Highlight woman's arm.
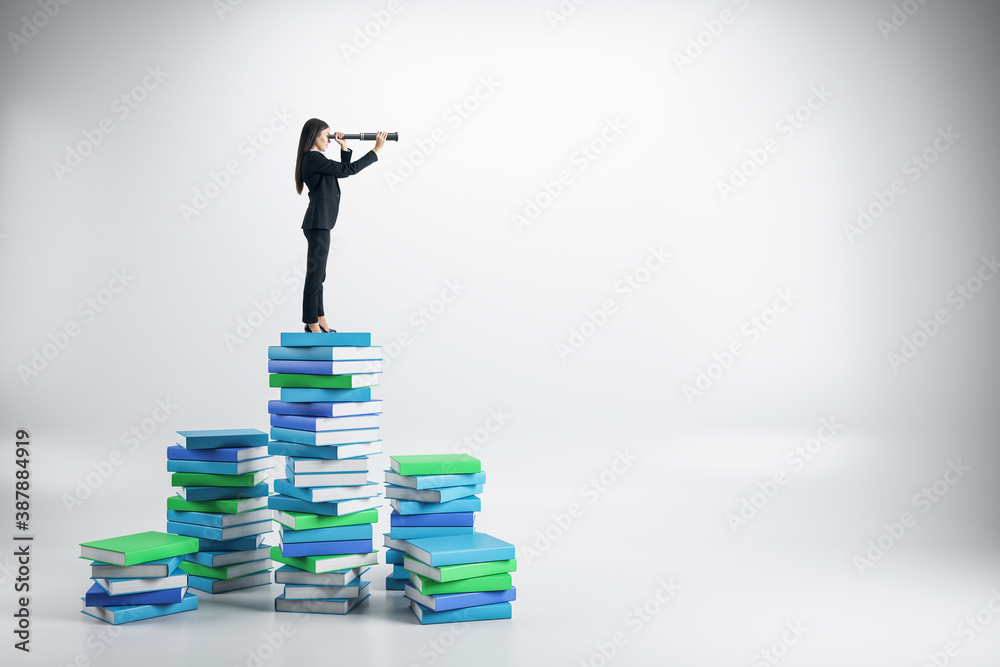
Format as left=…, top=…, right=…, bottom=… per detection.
left=304, top=149, right=377, bottom=178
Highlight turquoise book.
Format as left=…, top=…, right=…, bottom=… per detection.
left=279, top=331, right=371, bottom=347
left=408, top=600, right=512, bottom=625
left=390, top=497, right=481, bottom=515
left=177, top=429, right=268, bottom=450
left=81, top=592, right=199, bottom=625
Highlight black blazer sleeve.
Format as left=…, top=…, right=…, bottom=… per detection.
left=305, top=149, right=378, bottom=178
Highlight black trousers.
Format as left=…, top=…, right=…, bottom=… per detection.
left=302, top=228, right=331, bottom=324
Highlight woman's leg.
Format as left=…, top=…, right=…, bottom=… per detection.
left=302, top=228, right=331, bottom=325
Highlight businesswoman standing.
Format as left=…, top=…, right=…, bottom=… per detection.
left=295, top=119, right=387, bottom=333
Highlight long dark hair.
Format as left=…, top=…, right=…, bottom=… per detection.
left=295, top=118, right=329, bottom=194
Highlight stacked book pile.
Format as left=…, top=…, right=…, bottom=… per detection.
left=383, top=454, right=517, bottom=623
left=79, top=531, right=199, bottom=624
left=266, top=330, right=383, bottom=614
left=166, top=429, right=274, bottom=594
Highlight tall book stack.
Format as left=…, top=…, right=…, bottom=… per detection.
left=383, top=454, right=517, bottom=624
left=79, top=531, right=199, bottom=624
left=167, top=429, right=274, bottom=594
left=266, top=330, right=383, bottom=615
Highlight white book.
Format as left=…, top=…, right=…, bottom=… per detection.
left=188, top=571, right=271, bottom=594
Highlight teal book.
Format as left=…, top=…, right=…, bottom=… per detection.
left=282, top=578, right=367, bottom=599
left=94, top=571, right=188, bottom=596
left=177, top=429, right=267, bottom=450
left=179, top=558, right=271, bottom=580
left=274, top=591, right=370, bottom=614
left=278, top=523, right=373, bottom=543
left=385, top=484, right=483, bottom=503
left=80, top=592, right=198, bottom=625
left=390, top=454, right=481, bottom=476
left=285, top=466, right=369, bottom=487
left=270, top=427, right=380, bottom=447
left=187, top=572, right=271, bottom=594
left=90, top=555, right=183, bottom=579
left=165, top=508, right=272, bottom=529
left=409, top=599, right=511, bottom=624
left=166, top=457, right=273, bottom=475
left=185, top=546, right=271, bottom=568
left=390, top=496, right=481, bottom=516
left=389, top=526, right=475, bottom=540
left=166, top=519, right=271, bottom=542
left=403, top=533, right=514, bottom=567
left=279, top=387, right=376, bottom=403
left=384, top=470, right=486, bottom=490
left=274, top=479, right=378, bottom=503
left=271, top=413, right=379, bottom=432
left=273, top=565, right=369, bottom=586
left=267, top=359, right=382, bottom=375
left=279, top=331, right=371, bottom=347
left=269, top=440, right=381, bottom=460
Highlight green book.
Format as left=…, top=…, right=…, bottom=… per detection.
left=409, top=571, right=512, bottom=595
left=268, top=373, right=379, bottom=389
left=171, top=470, right=269, bottom=488
left=80, top=531, right=199, bottom=566
left=269, top=546, right=378, bottom=574
left=179, top=559, right=271, bottom=581
left=273, top=508, right=378, bottom=531
left=390, top=454, right=481, bottom=476
left=166, top=495, right=267, bottom=514
left=402, top=556, right=515, bottom=583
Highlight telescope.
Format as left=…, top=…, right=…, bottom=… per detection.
left=328, top=132, right=399, bottom=141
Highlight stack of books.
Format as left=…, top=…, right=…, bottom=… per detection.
left=166, top=429, right=274, bottom=593
left=384, top=454, right=517, bottom=623
left=79, top=531, right=199, bottom=624
left=266, top=330, right=383, bottom=614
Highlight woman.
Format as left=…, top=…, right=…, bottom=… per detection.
left=295, top=119, right=387, bottom=333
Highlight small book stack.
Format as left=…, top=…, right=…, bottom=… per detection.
left=79, top=531, right=199, bottom=624
left=266, top=330, right=383, bottom=614
left=166, top=429, right=274, bottom=594
left=384, top=454, right=517, bottom=624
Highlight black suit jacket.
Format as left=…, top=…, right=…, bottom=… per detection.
left=300, top=148, right=379, bottom=230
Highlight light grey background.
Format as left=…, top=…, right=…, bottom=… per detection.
left=2, top=0, right=999, bottom=665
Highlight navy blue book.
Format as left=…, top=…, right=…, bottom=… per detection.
left=279, top=387, right=375, bottom=403
left=267, top=359, right=382, bottom=375
left=268, top=440, right=381, bottom=460
left=280, top=539, right=373, bottom=558
left=167, top=444, right=269, bottom=462
left=279, top=331, right=371, bottom=347
left=177, top=429, right=267, bottom=450
left=269, top=494, right=381, bottom=517
left=268, top=345, right=381, bottom=361
left=179, top=483, right=269, bottom=502
left=268, top=399, right=383, bottom=417
left=270, top=413, right=380, bottom=432
left=390, top=510, right=476, bottom=527
left=404, top=584, right=516, bottom=612
left=84, top=582, right=187, bottom=607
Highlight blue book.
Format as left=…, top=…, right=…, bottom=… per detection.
left=409, top=600, right=511, bottom=624
left=274, top=479, right=379, bottom=503
left=386, top=548, right=405, bottom=565
left=166, top=457, right=273, bottom=475
left=279, top=523, right=373, bottom=543
left=385, top=470, right=487, bottom=489
left=269, top=493, right=382, bottom=517
left=268, top=345, right=382, bottom=361
left=390, top=511, right=476, bottom=527
left=179, top=483, right=269, bottom=502
left=197, top=534, right=265, bottom=552
left=391, top=497, right=481, bottom=516
left=269, top=440, right=381, bottom=460
left=267, top=359, right=382, bottom=375
left=280, top=539, right=373, bottom=557
left=286, top=466, right=369, bottom=488
left=405, top=584, right=516, bottom=612
left=177, top=429, right=267, bottom=450
left=279, top=387, right=375, bottom=403
left=81, top=591, right=198, bottom=625
left=386, top=575, right=406, bottom=591
left=84, top=582, right=188, bottom=607
left=392, top=564, right=409, bottom=578
left=167, top=520, right=272, bottom=542
left=270, top=413, right=380, bottom=432
left=186, top=572, right=271, bottom=594
left=390, top=526, right=475, bottom=540
left=165, top=508, right=272, bottom=529
left=268, top=399, right=383, bottom=417
left=90, top=555, right=183, bottom=579
left=274, top=591, right=370, bottom=614
left=270, top=426, right=380, bottom=447
left=404, top=533, right=515, bottom=567
left=184, top=546, right=271, bottom=568
left=385, top=484, right=483, bottom=503
left=167, top=444, right=269, bottom=462
left=279, top=331, right=371, bottom=347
